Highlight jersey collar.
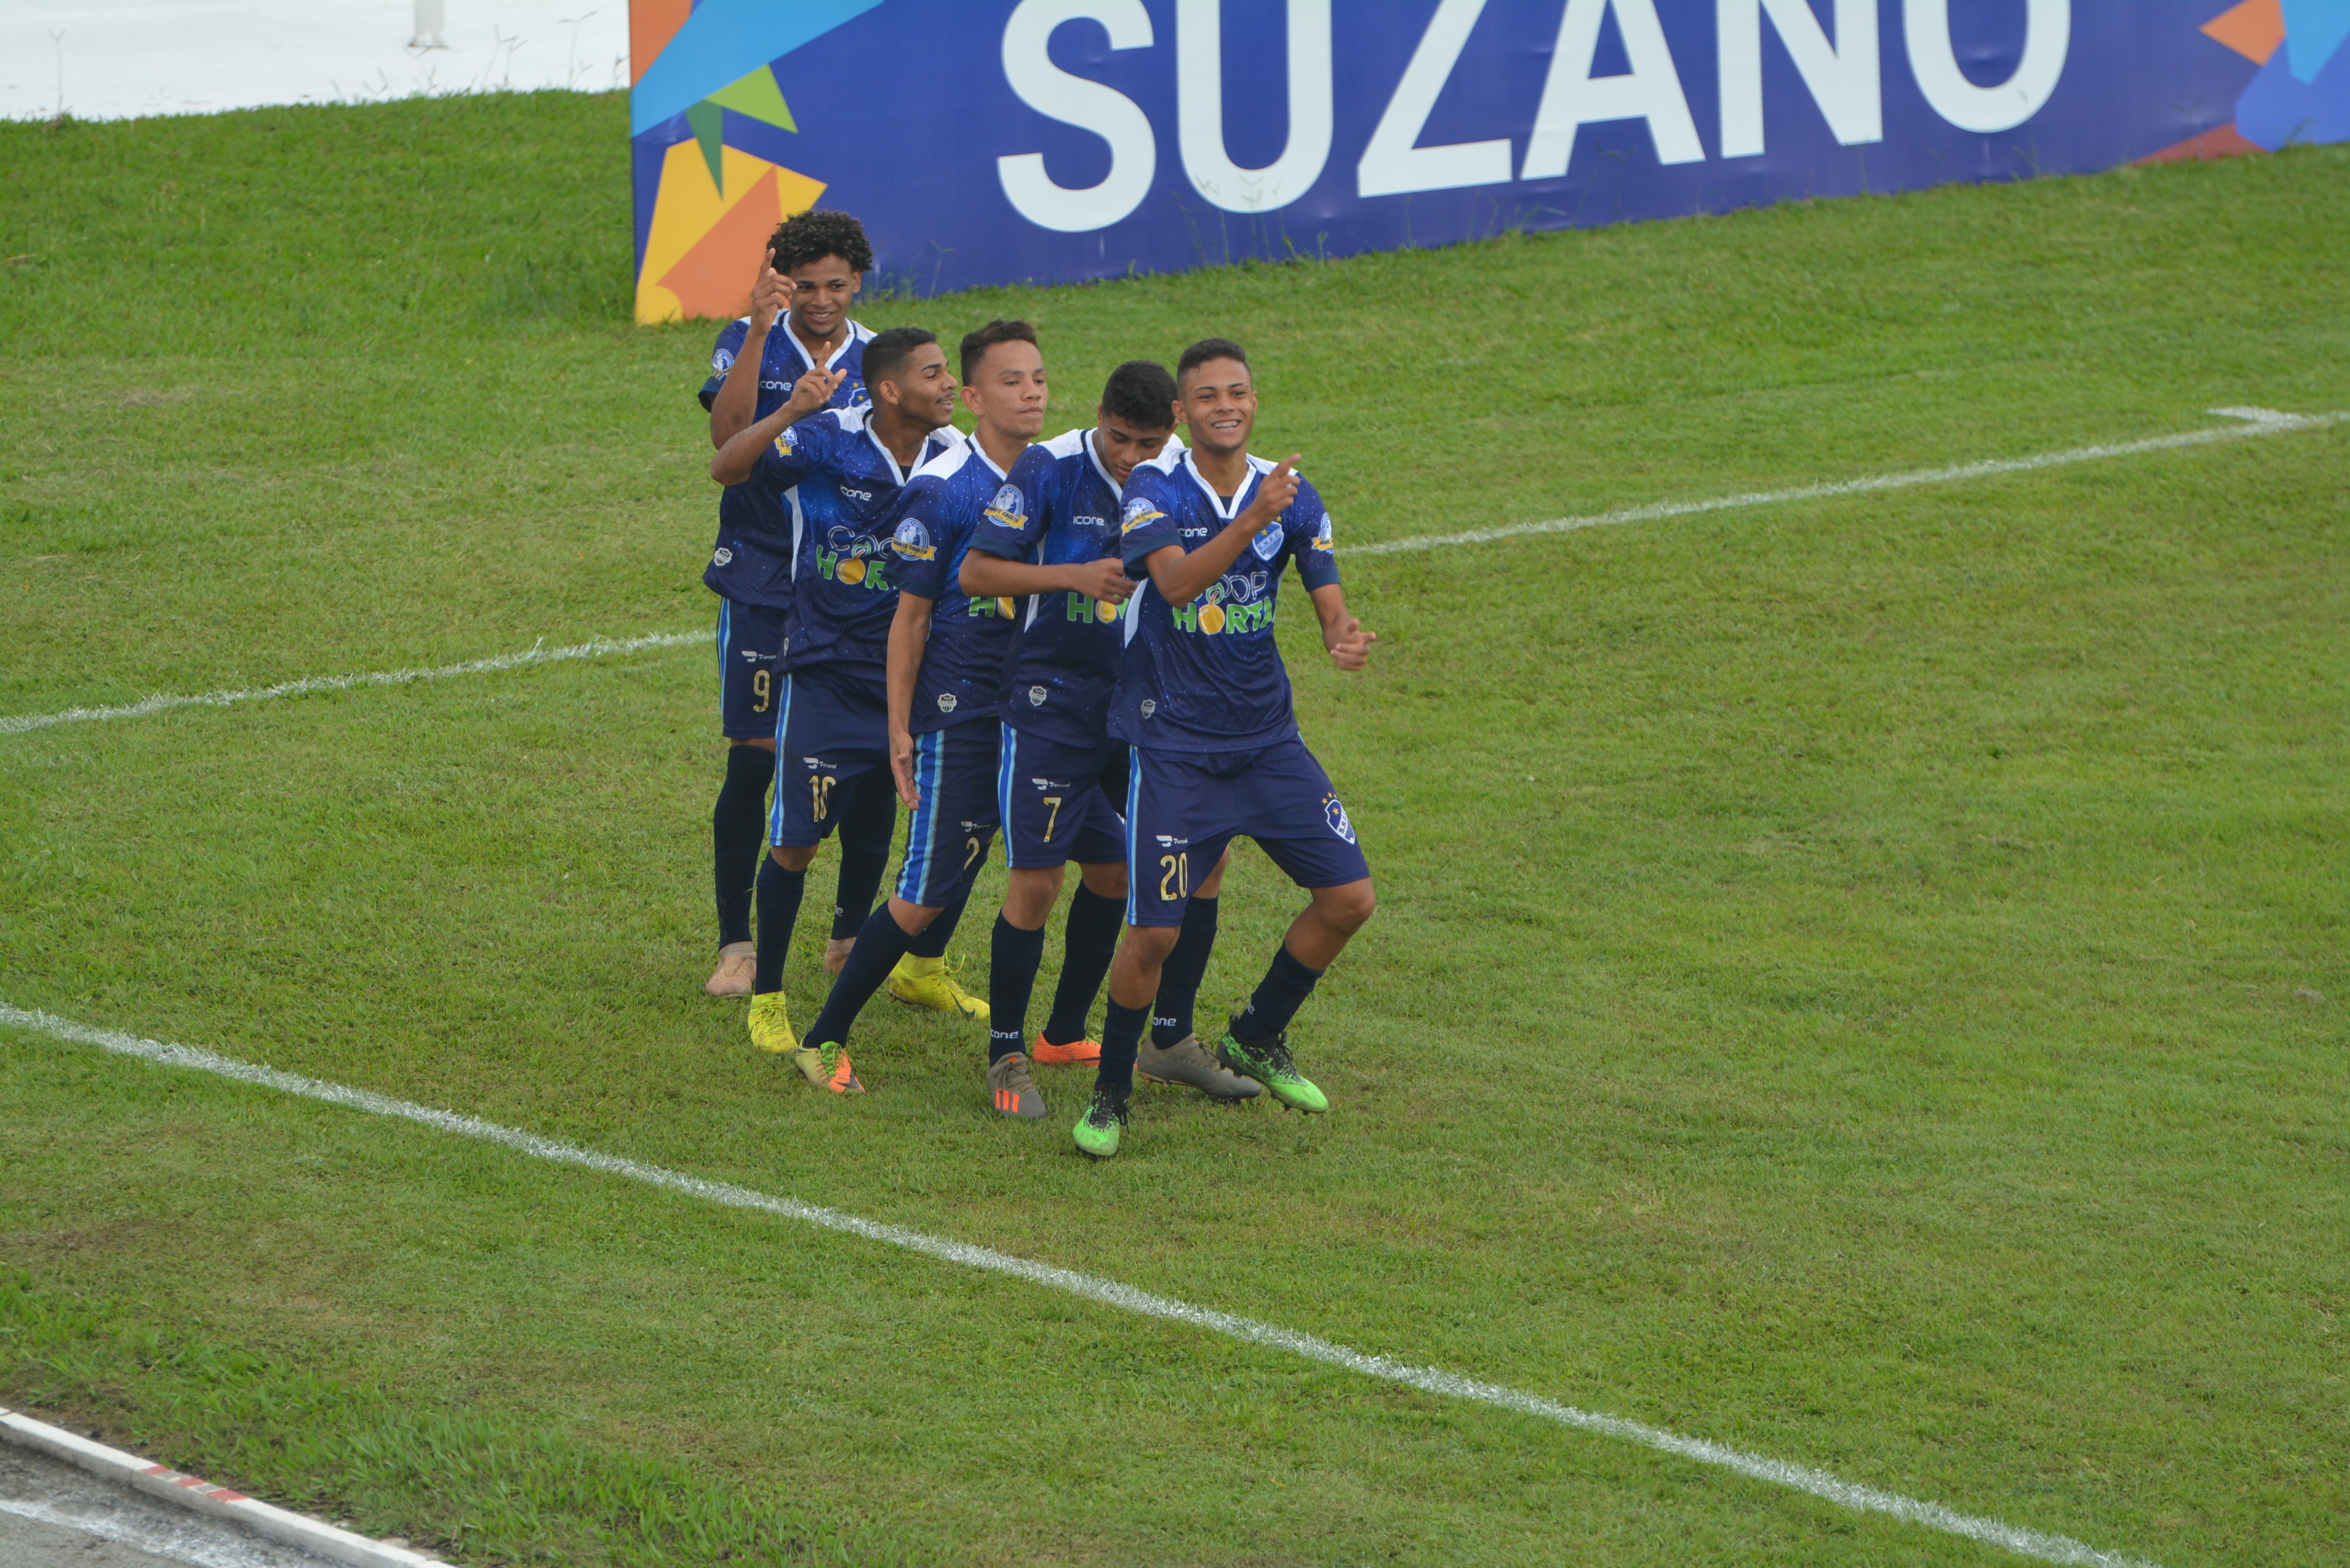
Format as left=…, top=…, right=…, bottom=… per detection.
left=1181, top=448, right=1273, bottom=521
left=778, top=316, right=870, bottom=376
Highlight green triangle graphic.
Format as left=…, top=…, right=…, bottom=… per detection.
left=705, top=65, right=797, bottom=132
left=686, top=99, right=727, bottom=195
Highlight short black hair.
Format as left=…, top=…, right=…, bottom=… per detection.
left=863, top=327, right=938, bottom=394
left=960, top=319, right=1039, bottom=383
left=767, top=209, right=873, bottom=275
left=1177, top=337, right=1250, bottom=385
left=1101, top=360, right=1178, bottom=429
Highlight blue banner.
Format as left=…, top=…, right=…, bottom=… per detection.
left=630, top=1, right=2331, bottom=319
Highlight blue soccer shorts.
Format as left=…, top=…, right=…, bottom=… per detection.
left=895, top=721, right=1004, bottom=908
left=716, top=598, right=789, bottom=741
left=996, top=722, right=1129, bottom=871
left=1124, top=737, right=1370, bottom=928
left=768, top=668, right=890, bottom=850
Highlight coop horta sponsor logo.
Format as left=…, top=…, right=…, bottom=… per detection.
left=1169, top=572, right=1272, bottom=638
left=819, top=527, right=894, bottom=590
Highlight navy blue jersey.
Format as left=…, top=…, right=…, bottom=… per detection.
left=700, top=317, right=875, bottom=611
left=974, top=427, right=1186, bottom=748
left=1111, top=449, right=1340, bottom=751
left=752, top=406, right=963, bottom=680
left=889, top=441, right=1027, bottom=735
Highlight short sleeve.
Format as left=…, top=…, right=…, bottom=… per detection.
left=699, top=319, right=751, bottom=411
left=888, top=477, right=957, bottom=601
left=1288, top=478, right=1340, bottom=591
left=971, top=445, right=1052, bottom=563
left=754, top=413, right=823, bottom=490
left=1117, top=468, right=1182, bottom=576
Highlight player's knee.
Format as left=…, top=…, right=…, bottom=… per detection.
left=1001, top=866, right=1062, bottom=928
left=1078, top=860, right=1127, bottom=900
left=769, top=844, right=815, bottom=872
left=1321, top=880, right=1376, bottom=934
left=1122, top=923, right=1181, bottom=964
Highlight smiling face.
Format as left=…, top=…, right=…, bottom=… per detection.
left=782, top=252, right=861, bottom=342
left=876, top=341, right=959, bottom=432
left=964, top=338, right=1049, bottom=446
left=1092, top=409, right=1178, bottom=487
left=1177, top=357, right=1257, bottom=459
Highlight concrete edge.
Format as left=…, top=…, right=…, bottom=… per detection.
left=0, top=1405, right=438, bottom=1567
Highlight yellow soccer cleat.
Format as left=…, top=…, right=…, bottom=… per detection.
left=746, top=991, right=799, bottom=1055
left=885, top=954, right=990, bottom=1022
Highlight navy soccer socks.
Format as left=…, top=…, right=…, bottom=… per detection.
left=1095, top=998, right=1149, bottom=1099
left=1041, top=885, right=1123, bottom=1047
left=1234, top=944, right=1324, bottom=1043
left=804, top=904, right=918, bottom=1046
left=1148, top=894, right=1218, bottom=1046
left=988, top=915, right=1050, bottom=1064
left=712, top=746, right=776, bottom=950
left=830, top=776, right=896, bottom=942
left=751, top=858, right=807, bottom=995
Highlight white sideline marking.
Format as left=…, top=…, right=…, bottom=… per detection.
left=1, top=1002, right=2157, bottom=1568
left=1349, top=406, right=2348, bottom=557
left=3, top=408, right=2339, bottom=739
left=0, top=630, right=705, bottom=736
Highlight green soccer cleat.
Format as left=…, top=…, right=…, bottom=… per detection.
left=1214, top=1022, right=1328, bottom=1114
left=786, top=1041, right=864, bottom=1094
left=1071, top=1087, right=1129, bottom=1158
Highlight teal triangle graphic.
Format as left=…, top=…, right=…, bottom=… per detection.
left=687, top=99, right=727, bottom=196
left=2282, top=0, right=2350, bottom=82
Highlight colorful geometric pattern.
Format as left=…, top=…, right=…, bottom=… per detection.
left=629, top=0, right=882, bottom=325
left=2157, top=0, right=2350, bottom=158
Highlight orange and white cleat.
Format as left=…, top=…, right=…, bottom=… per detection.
left=1029, top=1031, right=1101, bottom=1067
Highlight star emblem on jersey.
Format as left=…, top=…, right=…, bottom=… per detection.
left=1121, top=498, right=1165, bottom=535
left=711, top=547, right=733, bottom=566
left=985, top=484, right=1028, bottom=531
left=938, top=693, right=958, bottom=712
left=1324, top=795, right=1356, bottom=845
left=1029, top=685, right=1046, bottom=706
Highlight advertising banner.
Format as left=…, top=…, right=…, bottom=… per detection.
left=628, top=0, right=2348, bottom=322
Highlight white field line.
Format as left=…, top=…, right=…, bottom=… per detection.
left=1349, top=406, right=2348, bottom=557
left=2, top=408, right=2339, bottom=739
left=1, top=1001, right=2157, bottom=1568
left=0, top=630, right=705, bottom=736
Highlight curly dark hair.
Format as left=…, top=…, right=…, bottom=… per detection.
left=766, top=209, right=873, bottom=275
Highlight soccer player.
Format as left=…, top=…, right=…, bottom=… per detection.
left=700, top=210, right=896, bottom=998
left=1071, top=338, right=1377, bottom=1158
left=962, top=361, right=1258, bottom=1117
left=709, top=326, right=974, bottom=1087
left=789, top=320, right=1055, bottom=1093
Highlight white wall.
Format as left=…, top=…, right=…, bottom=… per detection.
left=1, top=0, right=632, bottom=121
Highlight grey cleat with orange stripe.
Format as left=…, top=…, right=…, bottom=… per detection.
left=986, top=1052, right=1047, bottom=1119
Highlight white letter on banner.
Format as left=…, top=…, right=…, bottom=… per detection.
left=1177, top=0, right=1333, bottom=213
left=1357, top=0, right=1512, bottom=197
left=998, top=0, right=1158, bottom=233
left=1718, top=0, right=1881, bottom=159
left=1522, top=0, right=1706, bottom=179
left=1903, top=0, right=2069, bottom=134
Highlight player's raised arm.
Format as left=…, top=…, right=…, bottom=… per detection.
left=709, top=368, right=845, bottom=485
left=708, top=248, right=788, bottom=449
left=1135, top=455, right=1301, bottom=607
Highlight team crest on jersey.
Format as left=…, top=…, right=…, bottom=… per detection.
left=938, top=693, right=958, bottom=713
left=775, top=426, right=799, bottom=455
left=1311, top=517, right=1335, bottom=554
left=1323, top=794, right=1356, bottom=845
left=891, top=519, right=937, bottom=562
left=712, top=347, right=735, bottom=374
left=1139, top=699, right=1157, bottom=719
left=1121, top=498, right=1165, bottom=536
left=1028, top=685, right=1047, bottom=706
left=711, top=547, right=734, bottom=567
left=985, top=485, right=1028, bottom=531
left=1251, top=521, right=1285, bottom=561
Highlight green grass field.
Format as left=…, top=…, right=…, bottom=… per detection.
left=3, top=91, right=2346, bottom=1567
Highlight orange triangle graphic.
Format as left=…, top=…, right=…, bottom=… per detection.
left=2202, top=0, right=2286, bottom=63
left=658, top=169, right=794, bottom=321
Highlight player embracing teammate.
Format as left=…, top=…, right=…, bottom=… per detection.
left=693, top=215, right=1375, bottom=1156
